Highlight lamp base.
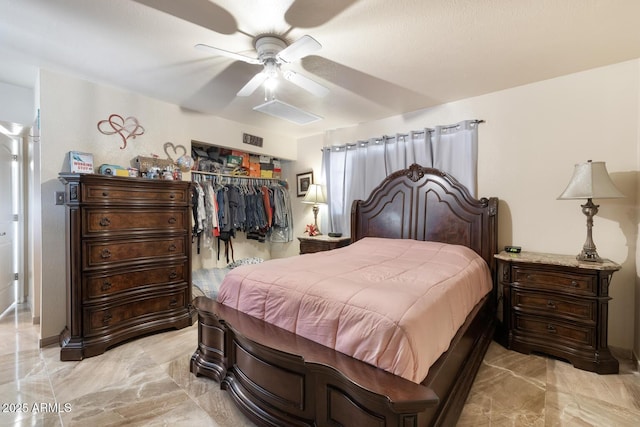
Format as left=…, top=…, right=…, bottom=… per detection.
left=577, top=198, right=601, bottom=262
left=312, top=204, right=321, bottom=235
left=576, top=249, right=602, bottom=263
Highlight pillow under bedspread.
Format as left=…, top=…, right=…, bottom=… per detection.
left=217, top=237, right=492, bottom=383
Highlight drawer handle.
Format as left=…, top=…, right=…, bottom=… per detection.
left=102, top=311, right=112, bottom=325
left=169, top=298, right=178, bottom=308
left=102, top=191, right=109, bottom=197
left=546, top=324, right=557, bottom=333
left=100, top=249, right=112, bottom=259
left=169, top=271, right=178, bottom=280
left=99, top=217, right=111, bottom=227
left=168, top=217, right=177, bottom=224
left=168, top=244, right=177, bottom=252
left=169, top=193, right=176, bottom=200
left=570, top=280, right=579, bottom=287
left=546, top=300, right=556, bottom=309
left=101, top=281, right=112, bottom=291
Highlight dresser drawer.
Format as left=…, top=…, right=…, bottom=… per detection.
left=512, top=266, right=596, bottom=296
left=511, top=289, right=596, bottom=323
left=83, top=236, right=187, bottom=269
left=81, top=182, right=189, bottom=205
left=513, top=313, right=595, bottom=349
left=83, top=289, right=188, bottom=336
left=84, top=262, right=187, bottom=300
left=83, top=208, right=188, bottom=236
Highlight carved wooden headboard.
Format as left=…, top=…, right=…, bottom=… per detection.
left=350, top=164, right=498, bottom=269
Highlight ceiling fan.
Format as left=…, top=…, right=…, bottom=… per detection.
left=195, top=34, right=329, bottom=98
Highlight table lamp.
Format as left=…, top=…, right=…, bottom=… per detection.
left=302, top=183, right=327, bottom=234
left=557, top=160, right=624, bottom=262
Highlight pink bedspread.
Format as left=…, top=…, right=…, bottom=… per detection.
left=217, top=237, right=492, bottom=383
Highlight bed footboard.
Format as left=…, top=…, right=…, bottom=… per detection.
left=190, top=296, right=440, bottom=426
left=191, top=295, right=494, bottom=427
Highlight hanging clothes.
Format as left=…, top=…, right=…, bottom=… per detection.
left=191, top=173, right=295, bottom=256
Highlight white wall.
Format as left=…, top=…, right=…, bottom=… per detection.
left=0, top=81, right=34, bottom=125
left=635, top=60, right=640, bottom=367
left=298, top=60, right=640, bottom=356
left=30, top=74, right=42, bottom=327
left=37, top=69, right=299, bottom=341
left=274, top=138, right=326, bottom=260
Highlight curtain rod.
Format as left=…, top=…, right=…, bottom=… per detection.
left=382, top=119, right=485, bottom=138
left=323, top=119, right=485, bottom=150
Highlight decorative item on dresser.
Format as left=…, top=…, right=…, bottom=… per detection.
left=495, top=250, right=621, bottom=374
left=298, top=234, right=350, bottom=254
left=58, top=174, right=195, bottom=361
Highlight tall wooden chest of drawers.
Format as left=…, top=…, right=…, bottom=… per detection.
left=495, top=251, right=620, bottom=374
left=59, top=174, right=195, bottom=361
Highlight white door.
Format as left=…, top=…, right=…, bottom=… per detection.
left=0, top=133, right=16, bottom=314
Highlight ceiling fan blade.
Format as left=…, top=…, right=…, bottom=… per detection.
left=277, top=35, right=321, bottom=63
left=283, top=70, right=329, bottom=97
left=133, top=0, right=237, bottom=35
left=195, top=43, right=261, bottom=65
left=237, top=72, right=268, bottom=96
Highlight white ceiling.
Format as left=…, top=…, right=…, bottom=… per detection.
left=1, top=0, right=640, bottom=138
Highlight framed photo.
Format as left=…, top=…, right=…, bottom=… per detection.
left=296, top=171, right=313, bottom=197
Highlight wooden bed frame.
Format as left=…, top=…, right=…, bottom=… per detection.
left=191, top=164, right=498, bottom=426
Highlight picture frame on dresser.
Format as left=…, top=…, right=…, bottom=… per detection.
left=296, top=171, right=313, bottom=197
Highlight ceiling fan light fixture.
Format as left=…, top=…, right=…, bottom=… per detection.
left=264, top=76, right=278, bottom=90
left=253, top=99, right=322, bottom=125
left=196, top=34, right=329, bottom=98
left=263, top=60, right=279, bottom=92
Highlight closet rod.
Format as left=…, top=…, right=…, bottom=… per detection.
left=191, top=170, right=282, bottom=181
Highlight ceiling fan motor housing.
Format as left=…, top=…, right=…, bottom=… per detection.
left=255, top=36, right=287, bottom=62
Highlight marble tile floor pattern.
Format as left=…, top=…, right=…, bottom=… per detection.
left=1, top=304, right=639, bottom=426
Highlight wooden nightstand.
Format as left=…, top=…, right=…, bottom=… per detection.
left=495, top=251, right=621, bottom=374
left=298, top=235, right=351, bottom=254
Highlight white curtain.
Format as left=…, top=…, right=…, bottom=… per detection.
left=432, top=120, right=480, bottom=197
left=321, top=120, right=480, bottom=236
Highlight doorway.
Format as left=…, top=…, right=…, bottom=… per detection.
left=0, top=130, right=17, bottom=316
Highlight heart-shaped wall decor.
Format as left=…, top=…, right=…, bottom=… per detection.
left=97, top=114, right=145, bottom=149
left=163, top=142, right=187, bottom=161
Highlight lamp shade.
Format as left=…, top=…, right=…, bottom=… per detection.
left=302, top=184, right=327, bottom=204
left=557, top=161, right=624, bottom=200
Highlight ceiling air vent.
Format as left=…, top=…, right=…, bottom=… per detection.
left=253, top=99, right=322, bottom=125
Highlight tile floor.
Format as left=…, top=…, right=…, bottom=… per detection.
left=1, top=303, right=639, bottom=426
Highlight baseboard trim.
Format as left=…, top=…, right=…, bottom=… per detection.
left=39, top=335, right=59, bottom=348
